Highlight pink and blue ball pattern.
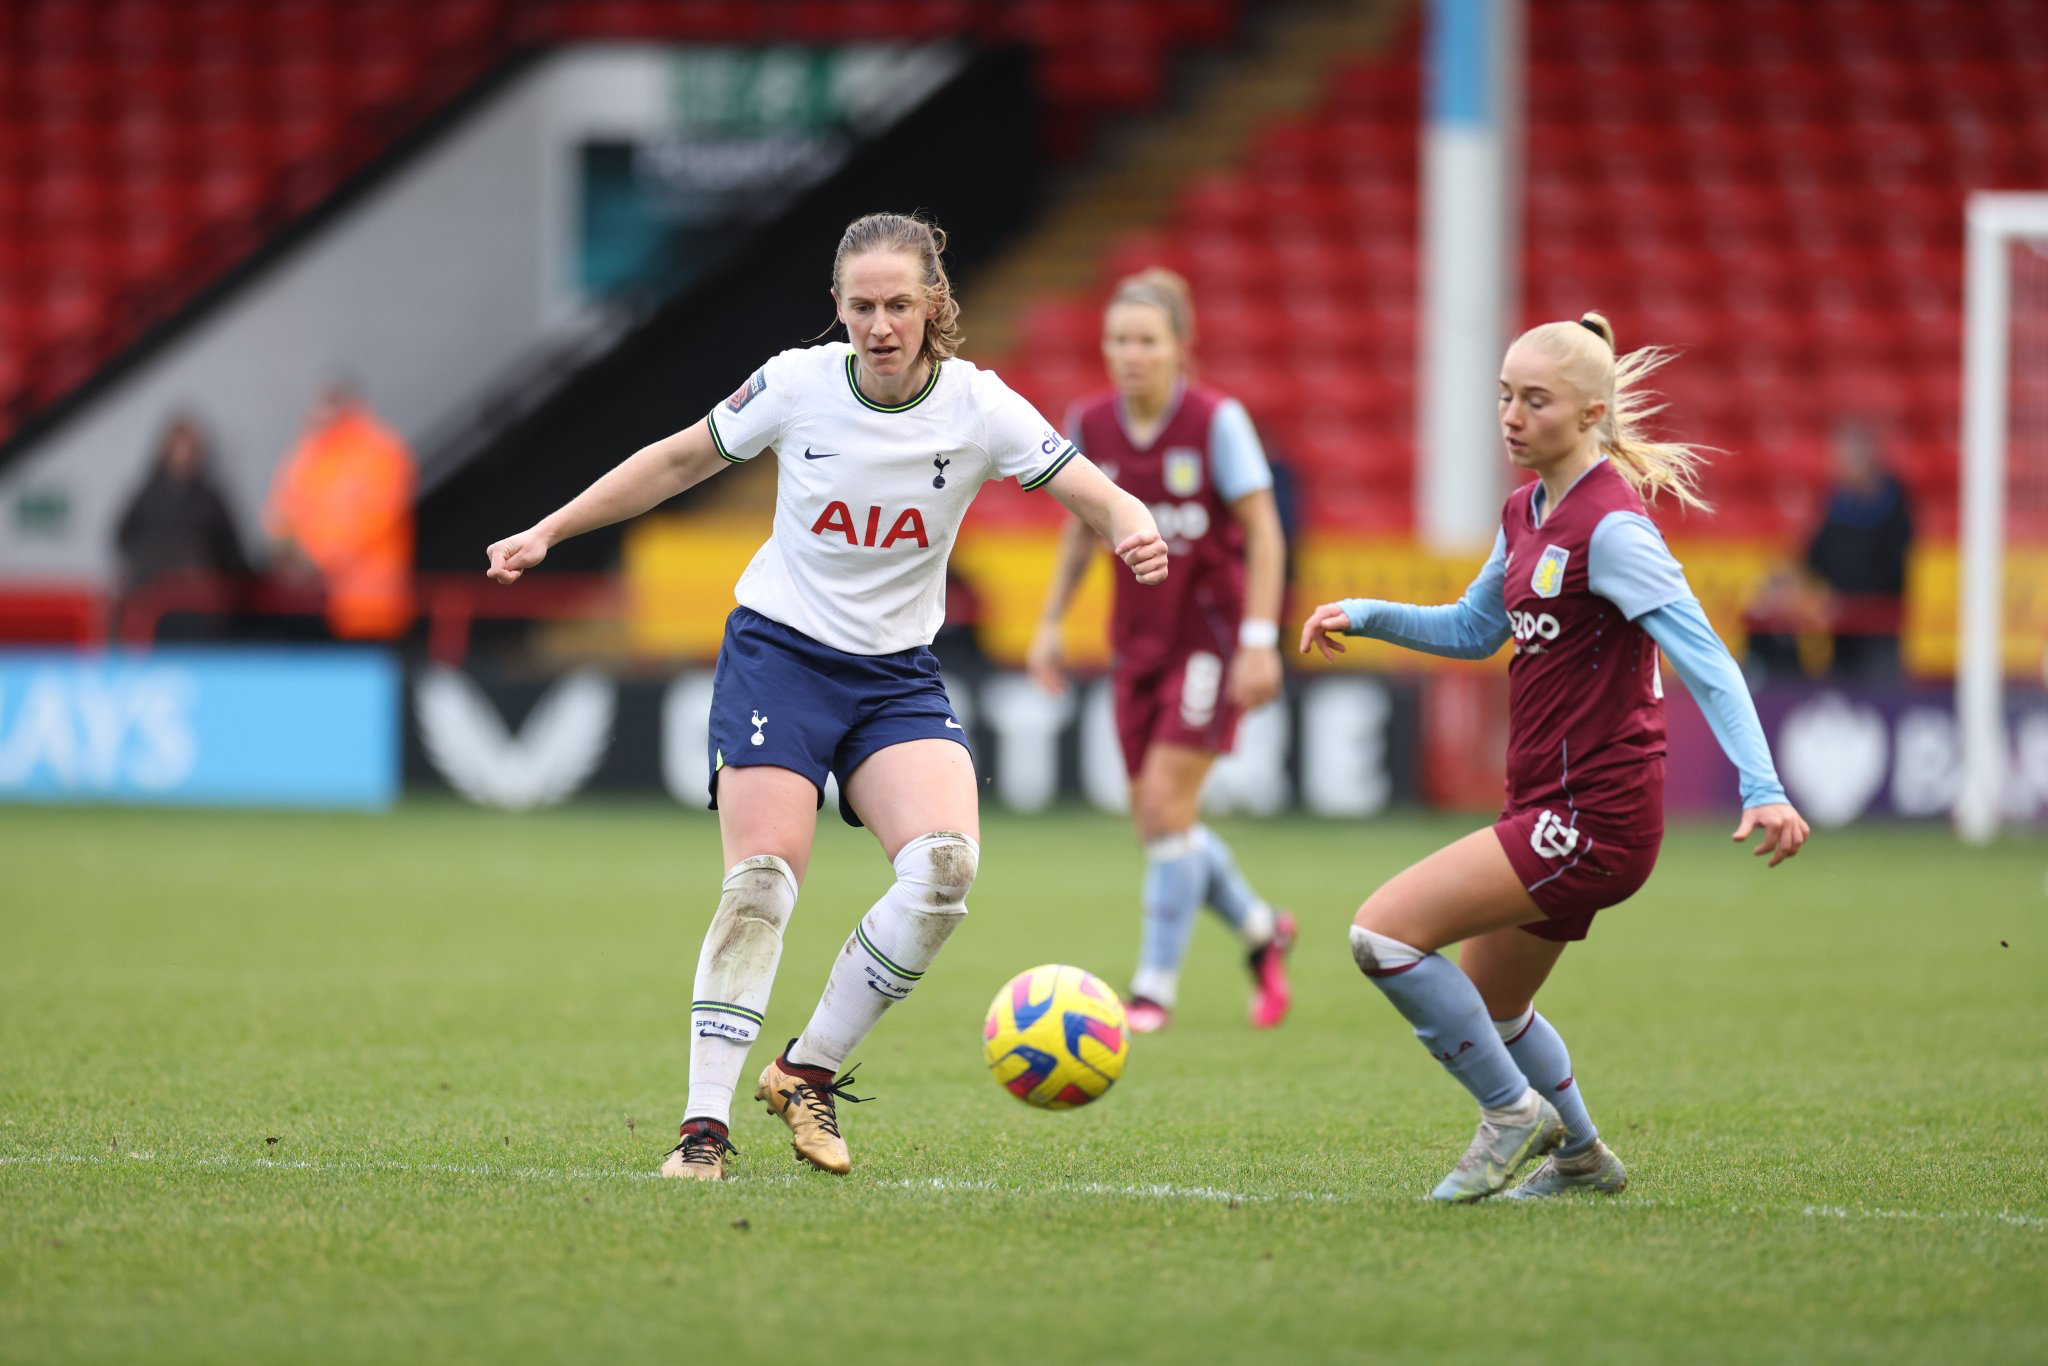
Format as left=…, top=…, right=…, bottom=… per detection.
left=984, top=965, right=1129, bottom=1109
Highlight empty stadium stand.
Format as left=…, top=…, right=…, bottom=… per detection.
left=0, top=0, right=1246, bottom=449
left=993, top=0, right=2048, bottom=539
left=0, top=0, right=513, bottom=439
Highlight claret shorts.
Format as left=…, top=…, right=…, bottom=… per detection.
left=1494, top=804, right=1661, bottom=942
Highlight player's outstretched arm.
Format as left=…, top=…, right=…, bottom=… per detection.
left=486, top=419, right=729, bottom=584
left=1298, top=602, right=1355, bottom=662
left=1636, top=598, right=1809, bottom=866
left=1732, top=803, right=1810, bottom=868
left=1299, top=536, right=1513, bottom=663
left=1027, top=513, right=1103, bottom=695
left=1045, top=455, right=1167, bottom=585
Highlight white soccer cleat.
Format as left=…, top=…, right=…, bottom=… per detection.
left=1504, top=1140, right=1629, bottom=1199
left=1429, top=1091, right=1566, bottom=1203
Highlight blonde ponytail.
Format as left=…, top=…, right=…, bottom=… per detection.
left=1518, top=311, right=1713, bottom=513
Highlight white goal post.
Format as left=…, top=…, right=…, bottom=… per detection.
left=1956, top=192, right=2048, bottom=844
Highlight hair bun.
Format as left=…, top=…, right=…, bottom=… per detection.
left=1578, top=312, right=1616, bottom=349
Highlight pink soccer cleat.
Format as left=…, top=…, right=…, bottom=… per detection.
left=1247, top=910, right=1297, bottom=1029
left=1125, top=996, right=1171, bottom=1034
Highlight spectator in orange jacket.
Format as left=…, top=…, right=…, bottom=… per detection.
left=264, top=381, right=416, bottom=641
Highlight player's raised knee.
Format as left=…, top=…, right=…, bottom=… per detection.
left=896, top=831, right=978, bottom=911
left=1349, top=923, right=1425, bottom=977
left=719, top=853, right=798, bottom=932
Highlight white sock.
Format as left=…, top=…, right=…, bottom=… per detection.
left=1237, top=901, right=1277, bottom=948
left=791, top=833, right=976, bottom=1072
left=683, top=855, right=796, bottom=1125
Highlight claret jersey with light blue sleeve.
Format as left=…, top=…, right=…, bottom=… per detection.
left=1066, top=382, right=1273, bottom=668
left=1340, top=459, right=1787, bottom=831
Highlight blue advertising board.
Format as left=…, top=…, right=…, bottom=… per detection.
left=0, top=648, right=399, bottom=809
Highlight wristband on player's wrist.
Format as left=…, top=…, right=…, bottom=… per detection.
left=1238, top=619, right=1279, bottom=649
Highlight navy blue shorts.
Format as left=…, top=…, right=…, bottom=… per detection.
left=706, top=606, right=971, bottom=827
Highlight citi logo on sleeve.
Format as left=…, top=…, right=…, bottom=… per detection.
left=811, top=501, right=930, bottom=548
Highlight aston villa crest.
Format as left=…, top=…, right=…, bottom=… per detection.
left=1164, top=447, right=1203, bottom=497
left=1531, top=544, right=1570, bottom=599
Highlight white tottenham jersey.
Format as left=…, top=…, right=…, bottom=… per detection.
left=705, top=342, right=1077, bottom=655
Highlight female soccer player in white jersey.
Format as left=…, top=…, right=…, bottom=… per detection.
left=486, top=213, right=1168, bottom=1182
left=1299, top=313, right=1809, bottom=1202
left=1027, top=270, right=1295, bottom=1033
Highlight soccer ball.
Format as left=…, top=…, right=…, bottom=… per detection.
left=983, top=964, right=1130, bottom=1109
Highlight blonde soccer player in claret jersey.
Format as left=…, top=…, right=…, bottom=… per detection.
left=487, top=213, right=1168, bottom=1181
left=1301, top=314, right=1810, bottom=1202
left=1029, top=270, right=1296, bottom=1035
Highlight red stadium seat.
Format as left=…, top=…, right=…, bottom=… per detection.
left=1510, top=0, right=2023, bottom=523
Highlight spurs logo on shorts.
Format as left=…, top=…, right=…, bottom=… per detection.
left=1529, top=809, right=1580, bottom=860
left=750, top=711, right=769, bottom=746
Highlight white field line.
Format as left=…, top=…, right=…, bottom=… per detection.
left=2, top=1151, right=2043, bottom=1230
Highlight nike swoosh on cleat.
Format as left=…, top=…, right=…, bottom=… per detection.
left=803, top=447, right=841, bottom=460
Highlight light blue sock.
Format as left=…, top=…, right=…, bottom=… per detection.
left=1351, top=927, right=1530, bottom=1111
left=1132, top=831, right=1205, bottom=1006
left=1499, top=1009, right=1599, bottom=1156
left=1194, top=824, right=1275, bottom=946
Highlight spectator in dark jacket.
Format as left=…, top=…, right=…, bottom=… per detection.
left=116, top=413, right=250, bottom=588
left=1805, top=421, right=1913, bottom=681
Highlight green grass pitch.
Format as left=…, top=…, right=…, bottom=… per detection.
left=2, top=801, right=2044, bottom=1364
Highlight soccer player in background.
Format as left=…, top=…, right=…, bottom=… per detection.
left=1300, top=313, right=1810, bottom=1202
left=1028, top=270, right=1295, bottom=1034
left=486, top=213, right=1168, bottom=1182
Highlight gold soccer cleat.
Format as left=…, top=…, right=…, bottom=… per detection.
left=658, top=1119, right=737, bottom=1182
left=755, top=1046, right=868, bottom=1175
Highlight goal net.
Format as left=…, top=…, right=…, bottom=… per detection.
left=1956, top=193, right=2048, bottom=844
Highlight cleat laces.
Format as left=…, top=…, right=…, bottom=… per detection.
left=778, top=1064, right=871, bottom=1139
left=668, top=1125, right=737, bottom=1169
left=1455, top=1111, right=1525, bottom=1179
